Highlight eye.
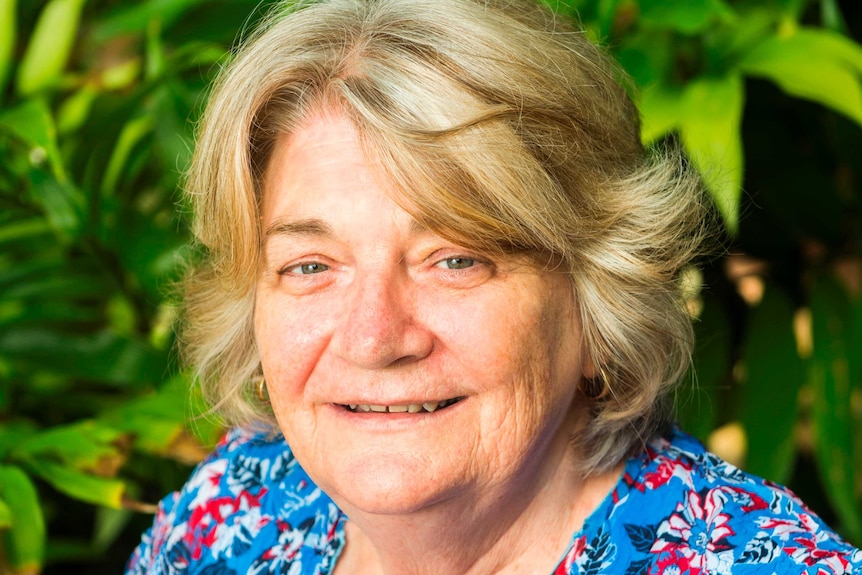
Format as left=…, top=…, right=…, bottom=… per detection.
left=283, top=262, right=330, bottom=275
left=436, top=257, right=475, bottom=270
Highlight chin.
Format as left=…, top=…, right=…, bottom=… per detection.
left=325, top=453, right=460, bottom=517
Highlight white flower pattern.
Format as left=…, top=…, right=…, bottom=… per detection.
left=127, top=427, right=862, bottom=575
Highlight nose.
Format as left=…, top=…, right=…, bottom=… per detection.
left=333, top=269, right=434, bottom=369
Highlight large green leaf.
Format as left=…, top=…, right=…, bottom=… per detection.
left=679, top=73, right=745, bottom=232
left=24, top=459, right=125, bottom=509
left=739, top=28, right=862, bottom=128
left=809, top=274, right=862, bottom=541
left=739, top=283, right=804, bottom=484
left=15, top=0, right=87, bottom=95
left=0, top=464, right=45, bottom=572
left=639, top=82, right=683, bottom=144
left=13, top=421, right=124, bottom=474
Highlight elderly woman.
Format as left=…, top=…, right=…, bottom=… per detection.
left=126, top=0, right=861, bottom=573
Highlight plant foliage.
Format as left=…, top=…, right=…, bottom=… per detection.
left=0, top=0, right=860, bottom=573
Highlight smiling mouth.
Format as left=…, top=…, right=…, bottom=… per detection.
left=341, top=397, right=463, bottom=414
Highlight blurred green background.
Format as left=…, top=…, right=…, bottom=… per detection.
left=0, top=0, right=860, bottom=573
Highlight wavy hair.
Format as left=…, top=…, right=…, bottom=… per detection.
left=181, top=0, right=710, bottom=475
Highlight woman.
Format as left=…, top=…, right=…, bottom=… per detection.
left=127, top=0, right=862, bottom=573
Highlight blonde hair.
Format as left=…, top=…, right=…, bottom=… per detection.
left=182, top=0, right=710, bottom=475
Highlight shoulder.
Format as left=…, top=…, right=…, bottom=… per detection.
left=124, top=427, right=345, bottom=575
left=567, top=427, right=862, bottom=575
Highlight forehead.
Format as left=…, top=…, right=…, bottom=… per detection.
left=264, top=111, right=367, bottom=204
left=258, top=102, right=551, bottom=263
left=260, top=110, right=408, bottom=227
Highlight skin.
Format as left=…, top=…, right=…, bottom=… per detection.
left=254, top=109, right=622, bottom=575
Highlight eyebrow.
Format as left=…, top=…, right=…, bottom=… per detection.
left=264, top=218, right=334, bottom=240
left=262, top=216, right=432, bottom=245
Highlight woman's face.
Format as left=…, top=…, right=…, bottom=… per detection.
left=254, top=110, right=589, bottom=516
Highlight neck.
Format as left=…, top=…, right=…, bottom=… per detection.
left=333, top=431, right=623, bottom=575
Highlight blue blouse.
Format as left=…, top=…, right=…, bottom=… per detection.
left=126, top=427, right=862, bottom=574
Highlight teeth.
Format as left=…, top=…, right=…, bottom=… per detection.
left=345, top=398, right=460, bottom=414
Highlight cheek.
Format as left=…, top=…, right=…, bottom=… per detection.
left=499, top=289, right=582, bottom=414
left=254, top=292, right=335, bottom=395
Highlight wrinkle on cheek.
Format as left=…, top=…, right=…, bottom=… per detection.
left=475, top=395, right=526, bottom=484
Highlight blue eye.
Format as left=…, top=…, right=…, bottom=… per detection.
left=439, top=257, right=475, bottom=270
left=286, top=262, right=329, bottom=275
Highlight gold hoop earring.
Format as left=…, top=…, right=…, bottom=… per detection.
left=582, top=367, right=612, bottom=400
left=257, top=378, right=268, bottom=402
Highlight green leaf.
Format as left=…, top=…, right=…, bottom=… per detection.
left=0, top=218, right=52, bottom=246
left=0, top=99, right=53, bottom=148
left=16, top=0, right=87, bottom=95
left=739, top=283, right=804, bottom=484
left=809, top=275, right=862, bottom=541
left=57, top=84, right=99, bottom=135
left=0, top=98, right=65, bottom=180
left=101, top=377, right=189, bottom=454
left=616, top=30, right=673, bottom=90
left=27, top=168, right=85, bottom=240
left=93, top=0, right=209, bottom=42
left=776, top=0, right=805, bottom=20
left=0, top=421, right=38, bottom=460
left=0, top=268, right=105, bottom=301
left=739, top=28, right=862, bottom=128
left=0, top=0, right=17, bottom=97
left=820, top=0, right=847, bottom=33
left=0, top=464, right=45, bottom=572
left=101, top=115, right=154, bottom=198
left=101, top=58, right=141, bottom=91
left=0, top=328, right=169, bottom=386
left=0, top=497, right=11, bottom=529
left=93, top=506, right=132, bottom=551
left=594, top=0, right=624, bottom=39
left=639, top=82, right=683, bottom=144
left=638, top=0, right=734, bottom=35
left=679, top=73, right=744, bottom=232
left=24, top=459, right=125, bottom=509
left=14, top=420, right=124, bottom=474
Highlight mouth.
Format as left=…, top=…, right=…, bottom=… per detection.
left=340, top=397, right=463, bottom=414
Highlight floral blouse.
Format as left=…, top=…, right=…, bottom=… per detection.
left=126, top=427, right=862, bottom=574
